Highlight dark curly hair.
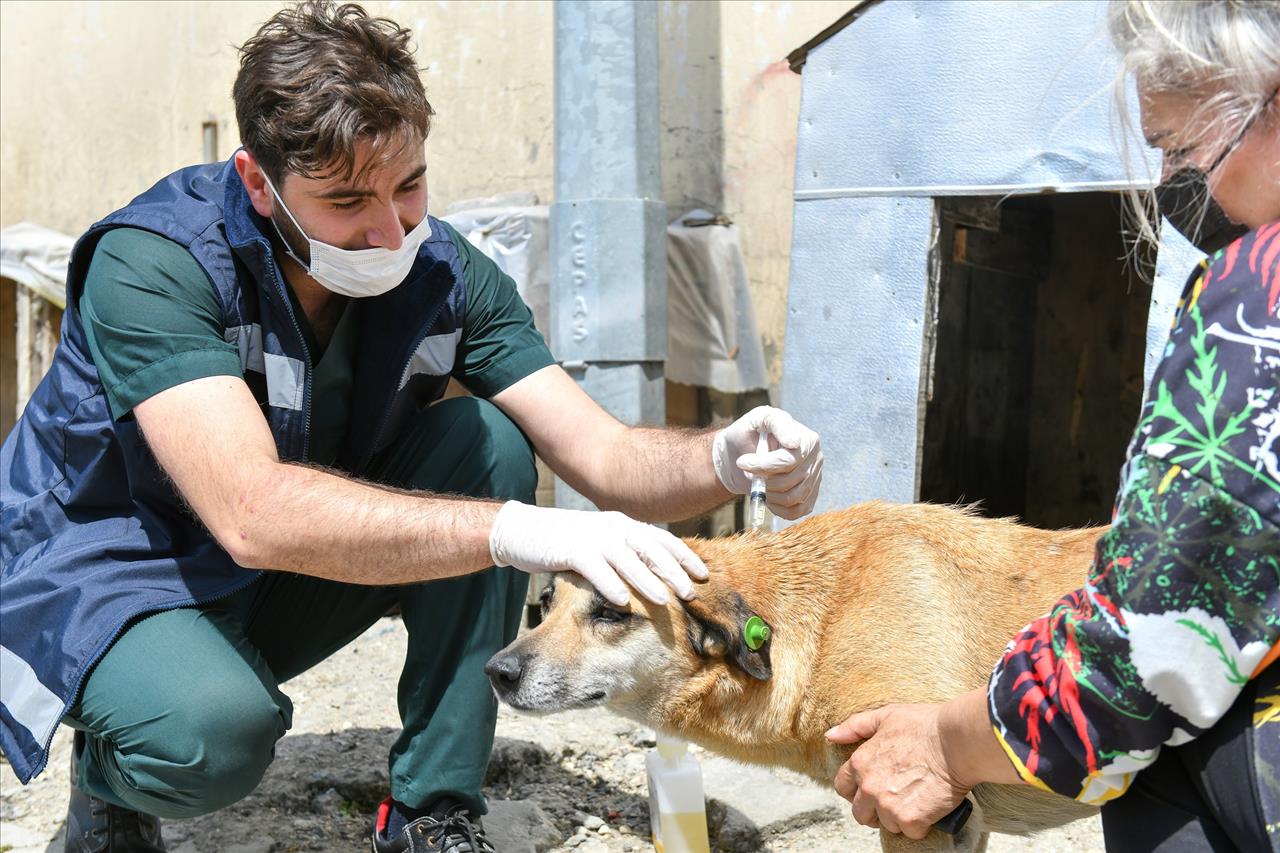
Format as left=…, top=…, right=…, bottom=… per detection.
left=232, top=1, right=434, bottom=185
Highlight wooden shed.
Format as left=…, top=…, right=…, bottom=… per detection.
left=780, top=0, right=1204, bottom=528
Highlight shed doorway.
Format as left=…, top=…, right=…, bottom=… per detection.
left=919, top=193, right=1154, bottom=528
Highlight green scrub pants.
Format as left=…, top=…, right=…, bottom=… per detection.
left=64, top=397, right=535, bottom=820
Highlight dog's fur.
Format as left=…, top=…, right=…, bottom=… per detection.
left=486, top=502, right=1105, bottom=852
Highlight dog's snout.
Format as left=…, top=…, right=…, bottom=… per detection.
left=484, top=652, right=525, bottom=692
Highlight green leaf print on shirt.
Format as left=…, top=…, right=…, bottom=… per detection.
left=1145, top=305, right=1280, bottom=493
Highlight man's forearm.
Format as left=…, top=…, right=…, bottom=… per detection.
left=491, top=367, right=740, bottom=523
left=572, top=425, right=733, bottom=523
left=221, top=461, right=502, bottom=584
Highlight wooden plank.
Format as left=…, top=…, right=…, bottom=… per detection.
left=1021, top=193, right=1148, bottom=528
left=1, top=278, right=17, bottom=440
left=922, top=199, right=1047, bottom=519
left=7, top=281, right=63, bottom=439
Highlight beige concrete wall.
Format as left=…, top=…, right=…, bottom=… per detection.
left=0, top=0, right=555, bottom=233
left=0, top=0, right=844, bottom=389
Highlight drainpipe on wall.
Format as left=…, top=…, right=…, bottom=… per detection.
left=551, top=0, right=668, bottom=511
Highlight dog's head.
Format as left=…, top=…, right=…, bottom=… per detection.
left=485, top=572, right=772, bottom=716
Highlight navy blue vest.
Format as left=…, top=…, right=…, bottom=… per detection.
left=0, top=159, right=467, bottom=783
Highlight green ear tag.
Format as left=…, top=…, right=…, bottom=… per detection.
left=743, top=616, right=771, bottom=651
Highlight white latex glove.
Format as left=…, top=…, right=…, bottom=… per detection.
left=488, top=501, right=708, bottom=606
left=712, top=405, right=823, bottom=520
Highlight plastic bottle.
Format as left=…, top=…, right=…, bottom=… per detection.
left=645, top=734, right=711, bottom=853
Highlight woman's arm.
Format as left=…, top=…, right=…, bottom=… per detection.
left=829, top=228, right=1280, bottom=833
left=988, top=233, right=1280, bottom=802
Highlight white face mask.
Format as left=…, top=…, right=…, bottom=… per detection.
left=262, top=173, right=431, bottom=298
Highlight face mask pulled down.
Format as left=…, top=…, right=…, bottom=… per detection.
left=263, top=174, right=431, bottom=298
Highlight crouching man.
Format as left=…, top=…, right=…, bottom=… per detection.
left=0, top=3, right=823, bottom=852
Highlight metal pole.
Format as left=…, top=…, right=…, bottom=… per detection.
left=551, top=0, right=667, bottom=511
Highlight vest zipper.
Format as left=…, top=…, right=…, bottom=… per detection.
left=360, top=289, right=453, bottom=472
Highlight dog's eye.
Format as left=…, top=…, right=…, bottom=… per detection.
left=592, top=606, right=632, bottom=625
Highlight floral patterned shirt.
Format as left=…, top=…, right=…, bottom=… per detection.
left=987, top=223, right=1280, bottom=811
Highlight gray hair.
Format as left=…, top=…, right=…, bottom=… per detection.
left=1108, top=0, right=1280, bottom=245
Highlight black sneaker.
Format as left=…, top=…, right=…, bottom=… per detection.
left=65, top=731, right=166, bottom=853
left=371, top=797, right=496, bottom=853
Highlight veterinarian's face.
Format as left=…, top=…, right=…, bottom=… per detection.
left=484, top=576, right=679, bottom=713
left=241, top=137, right=429, bottom=254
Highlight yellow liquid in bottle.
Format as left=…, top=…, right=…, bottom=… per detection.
left=653, top=810, right=711, bottom=853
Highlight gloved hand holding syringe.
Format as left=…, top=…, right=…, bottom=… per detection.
left=712, top=405, right=823, bottom=521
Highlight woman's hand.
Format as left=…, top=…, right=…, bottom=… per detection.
left=827, top=702, right=970, bottom=838
left=827, top=689, right=1019, bottom=838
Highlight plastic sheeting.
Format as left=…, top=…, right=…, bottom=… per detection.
left=665, top=211, right=768, bottom=393
left=0, top=222, right=72, bottom=308
left=443, top=201, right=768, bottom=394
left=443, top=194, right=551, bottom=340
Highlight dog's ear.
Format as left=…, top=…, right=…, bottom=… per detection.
left=682, top=590, right=772, bottom=681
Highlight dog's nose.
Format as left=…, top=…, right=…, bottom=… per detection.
left=484, top=652, right=524, bottom=692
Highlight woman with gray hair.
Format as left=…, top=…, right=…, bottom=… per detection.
left=827, top=2, right=1279, bottom=850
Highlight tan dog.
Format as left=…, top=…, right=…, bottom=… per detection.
left=485, top=502, right=1104, bottom=852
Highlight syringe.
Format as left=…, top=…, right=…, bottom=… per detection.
left=748, top=433, right=769, bottom=532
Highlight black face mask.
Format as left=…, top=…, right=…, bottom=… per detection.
left=1154, top=88, right=1276, bottom=254
left=1154, top=167, right=1248, bottom=254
